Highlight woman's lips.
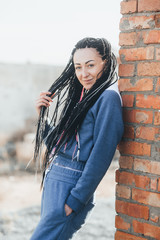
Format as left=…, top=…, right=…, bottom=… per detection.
left=83, top=79, right=93, bottom=83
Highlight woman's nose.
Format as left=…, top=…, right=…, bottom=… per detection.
left=81, top=68, right=89, bottom=78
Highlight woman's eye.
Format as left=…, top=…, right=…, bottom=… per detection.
left=75, top=66, right=81, bottom=70
left=88, top=64, right=94, bottom=68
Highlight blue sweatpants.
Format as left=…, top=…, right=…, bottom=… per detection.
left=30, top=156, right=95, bottom=240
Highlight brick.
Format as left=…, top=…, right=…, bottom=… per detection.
left=136, top=31, right=144, bottom=46
left=118, top=141, right=151, bottom=156
left=135, top=126, right=155, bottom=140
left=150, top=144, right=160, bottom=161
left=119, top=156, right=134, bottom=169
left=138, top=0, right=160, bottom=12
left=119, top=17, right=130, bottom=32
left=116, top=170, right=150, bottom=189
left=115, top=231, right=147, bottom=240
left=155, top=78, right=160, bottom=93
left=143, top=30, right=160, bottom=44
left=156, top=48, right=160, bottom=60
left=134, top=158, right=160, bottom=175
left=119, top=47, right=154, bottom=62
left=154, top=111, right=160, bottom=125
left=116, top=170, right=134, bottom=185
left=123, top=125, right=134, bottom=139
left=155, top=127, right=160, bottom=141
left=116, top=184, right=131, bottom=199
left=132, top=188, right=160, bottom=207
left=119, top=32, right=137, bottom=46
left=119, top=78, right=153, bottom=92
left=120, top=15, right=155, bottom=31
left=119, top=64, right=135, bottom=77
left=134, top=158, right=151, bottom=173
left=133, top=220, right=160, bottom=239
left=123, top=109, right=153, bottom=124
left=136, top=94, right=160, bottom=109
left=155, top=14, right=160, bottom=28
left=158, top=178, right=160, bottom=191
left=120, top=1, right=137, bottom=14
left=150, top=178, right=158, bottom=191
left=134, top=174, right=150, bottom=189
left=116, top=200, right=149, bottom=220
left=138, top=62, right=160, bottom=76
left=122, top=94, right=134, bottom=107
left=129, top=47, right=153, bottom=61
left=115, top=215, right=131, bottom=230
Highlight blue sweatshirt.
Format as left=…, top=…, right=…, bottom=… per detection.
left=44, top=89, right=124, bottom=213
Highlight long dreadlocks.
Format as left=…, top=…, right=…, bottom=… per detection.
left=34, top=37, right=118, bottom=182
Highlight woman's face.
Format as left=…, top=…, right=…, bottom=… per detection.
left=73, top=48, right=105, bottom=90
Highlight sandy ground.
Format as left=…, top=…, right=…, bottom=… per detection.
left=0, top=160, right=119, bottom=240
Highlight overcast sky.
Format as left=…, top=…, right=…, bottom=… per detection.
left=0, top=0, right=121, bottom=65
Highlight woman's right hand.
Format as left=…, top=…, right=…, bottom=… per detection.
left=35, top=91, right=53, bottom=116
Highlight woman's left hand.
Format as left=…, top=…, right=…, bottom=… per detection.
left=64, top=204, right=73, bottom=216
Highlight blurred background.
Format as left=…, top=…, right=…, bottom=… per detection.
left=0, top=0, right=121, bottom=239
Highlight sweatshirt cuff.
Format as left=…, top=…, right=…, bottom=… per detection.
left=66, top=194, right=85, bottom=214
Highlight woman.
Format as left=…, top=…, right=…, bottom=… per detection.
left=30, top=37, right=124, bottom=240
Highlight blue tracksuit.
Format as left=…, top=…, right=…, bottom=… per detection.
left=30, top=89, right=124, bottom=240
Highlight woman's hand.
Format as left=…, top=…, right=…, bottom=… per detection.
left=64, top=204, right=73, bottom=216
left=35, top=91, right=53, bottom=116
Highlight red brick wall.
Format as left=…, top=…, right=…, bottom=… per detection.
left=116, top=0, right=160, bottom=239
